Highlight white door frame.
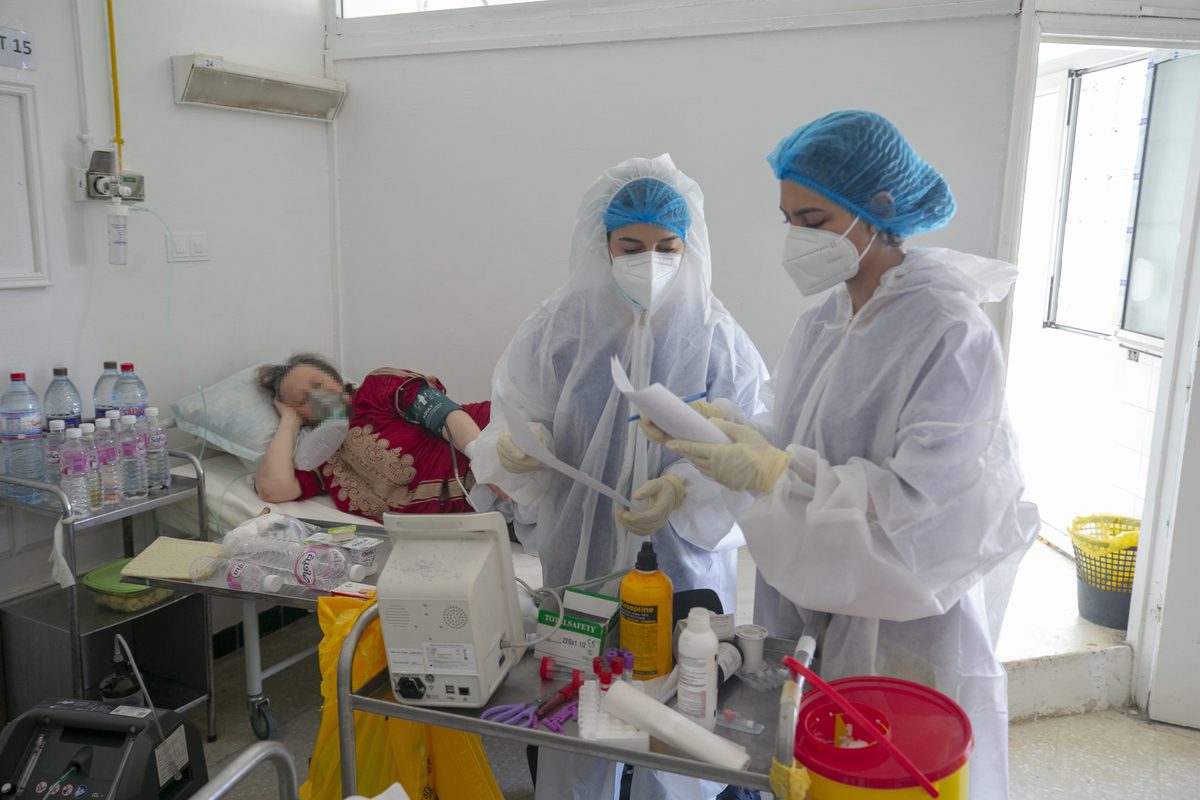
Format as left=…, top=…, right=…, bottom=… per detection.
left=996, top=7, right=1200, bottom=725
left=1128, top=98, right=1200, bottom=727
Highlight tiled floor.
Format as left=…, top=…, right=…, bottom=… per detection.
left=188, top=540, right=1199, bottom=798
left=1009, top=709, right=1200, bottom=799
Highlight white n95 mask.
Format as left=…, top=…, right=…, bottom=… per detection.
left=612, top=251, right=683, bottom=310
left=781, top=218, right=876, bottom=296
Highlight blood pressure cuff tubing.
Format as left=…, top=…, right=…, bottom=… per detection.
left=403, top=384, right=463, bottom=435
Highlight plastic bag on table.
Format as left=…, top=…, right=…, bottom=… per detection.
left=300, top=596, right=503, bottom=800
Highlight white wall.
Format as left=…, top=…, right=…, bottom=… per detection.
left=332, top=14, right=1022, bottom=399
left=0, top=1, right=330, bottom=599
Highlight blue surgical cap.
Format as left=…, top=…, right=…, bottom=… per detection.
left=767, top=110, right=956, bottom=238
left=604, top=177, right=692, bottom=241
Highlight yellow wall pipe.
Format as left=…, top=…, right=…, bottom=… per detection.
left=105, top=0, right=124, bottom=173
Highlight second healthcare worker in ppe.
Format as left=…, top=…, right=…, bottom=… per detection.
left=470, top=155, right=767, bottom=800
left=665, top=112, right=1037, bottom=800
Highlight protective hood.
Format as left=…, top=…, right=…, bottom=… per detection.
left=471, top=154, right=767, bottom=607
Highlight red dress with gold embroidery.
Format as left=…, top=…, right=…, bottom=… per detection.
left=292, top=369, right=489, bottom=520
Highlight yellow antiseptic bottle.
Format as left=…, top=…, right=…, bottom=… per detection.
left=620, top=541, right=674, bottom=679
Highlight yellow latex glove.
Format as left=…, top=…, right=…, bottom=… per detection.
left=666, top=418, right=789, bottom=493
left=769, top=757, right=812, bottom=799
left=639, top=399, right=729, bottom=445
left=497, top=428, right=545, bottom=474
left=615, top=474, right=685, bottom=535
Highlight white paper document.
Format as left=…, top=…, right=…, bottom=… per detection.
left=610, top=357, right=730, bottom=445
left=499, top=396, right=634, bottom=508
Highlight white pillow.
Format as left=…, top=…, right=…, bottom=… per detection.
left=171, top=365, right=279, bottom=464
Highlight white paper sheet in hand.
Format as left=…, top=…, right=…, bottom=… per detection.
left=498, top=396, right=634, bottom=508
left=610, top=357, right=730, bottom=445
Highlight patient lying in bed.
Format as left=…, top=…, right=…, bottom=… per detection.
left=253, top=354, right=495, bottom=520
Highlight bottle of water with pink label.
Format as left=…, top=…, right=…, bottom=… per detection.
left=43, top=419, right=66, bottom=488
left=293, top=545, right=366, bottom=590
left=79, top=422, right=101, bottom=509
left=190, top=557, right=287, bottom=593
left=94, top=417, right=123, bottom=506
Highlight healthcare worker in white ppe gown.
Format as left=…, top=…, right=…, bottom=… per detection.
left=470, top=154, right=768, bottom=800
left=664, top=111, right=1038, bottom=800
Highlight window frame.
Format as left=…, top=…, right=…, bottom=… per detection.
left=1118, top=50, right=1200, bottom=348
left=325, top=0, right=1021, bottom=59
left=1043, top=52, right=1152, bottom=338
left=0, top=81, right=51, bottom=290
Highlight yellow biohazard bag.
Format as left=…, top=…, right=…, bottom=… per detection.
left=300, top=596, right=503, bottom=800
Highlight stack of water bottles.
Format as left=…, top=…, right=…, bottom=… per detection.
left=0, top=362, right=171, bottom=515
left=190, top=513, right=368, bottom=595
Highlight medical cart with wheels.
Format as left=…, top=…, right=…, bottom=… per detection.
left=0, top=454, right=217, bottom=742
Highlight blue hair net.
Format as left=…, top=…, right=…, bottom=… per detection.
left=767, top=110, right=956, bottom=238
left=603, top=177, right=692, bottom=241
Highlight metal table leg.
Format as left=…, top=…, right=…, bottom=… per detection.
left=174, top=449, right=218, bottom=742
left=241, top=599, right=278, bottom=740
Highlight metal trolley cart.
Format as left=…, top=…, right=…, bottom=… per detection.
left=0, top=452, right=216, bottom=742
left=193, top=740, right=299, bottom=800
left=131, top=524, right=392, bottom=740
left=335, top=604, right=805, bottom=796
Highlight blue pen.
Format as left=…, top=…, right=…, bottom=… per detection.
left=628, top=391, right=708, bottom=423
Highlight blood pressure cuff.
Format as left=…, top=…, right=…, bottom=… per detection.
left=403, top=384, right=463, bottom=435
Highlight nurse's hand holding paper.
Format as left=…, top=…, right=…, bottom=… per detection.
left=615, top=474, right=685, bottom=535
left=667, top=418, right=790, bottom=493
left=639, top=399, right=732, bottom=445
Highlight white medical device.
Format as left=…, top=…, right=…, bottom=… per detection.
left=377, top=511, right=526, bottom=708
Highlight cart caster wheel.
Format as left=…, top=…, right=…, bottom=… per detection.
left=207, top=734, right=218, bottom=744
left=250, top=706, right=278, bottom=740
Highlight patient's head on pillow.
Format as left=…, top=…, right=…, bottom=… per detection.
left=256, top=354, right=354, bottom=423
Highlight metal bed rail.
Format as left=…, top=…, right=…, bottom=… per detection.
left=192, top=740, right=299, bottom=800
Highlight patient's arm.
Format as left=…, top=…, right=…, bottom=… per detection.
left=255, top=401, right=304, bottom=503
left=443, top=408, right=482, bottom=454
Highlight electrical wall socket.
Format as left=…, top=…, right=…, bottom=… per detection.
left=165, top=232, right=210, bottom=263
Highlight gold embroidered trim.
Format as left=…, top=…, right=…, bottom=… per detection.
left=321, top=422, right=474, bottom=517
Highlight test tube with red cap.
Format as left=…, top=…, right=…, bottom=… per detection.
left=539, top=656, right=585, bottom=684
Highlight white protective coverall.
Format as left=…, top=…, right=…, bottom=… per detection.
left=470, top=155, right=768, bottom=800
left=741, top=247, right=1038, bottom=800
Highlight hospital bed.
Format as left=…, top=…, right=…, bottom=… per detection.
left=159, top=453, right=366, bottom=538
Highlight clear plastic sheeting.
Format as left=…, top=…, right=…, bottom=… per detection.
left=471, top=154, right=767, bottom=612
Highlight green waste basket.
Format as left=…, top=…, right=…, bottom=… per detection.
left=1067, top=515, right=1139, bottom=629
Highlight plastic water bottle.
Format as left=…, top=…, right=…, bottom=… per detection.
left=119, top=414, right=148, bottom=499
left=294, top=545, right=367, bottom=589
left=80, top=422, right=102, bottom=509
left=144, top=407, right=170, bottom=492
left=43, top=368, right=83, bottom=428
left=94, top=417, right=123, bottom=506
left=43, top=419, right=66, bottom=487
left=59, top=428, right=93, bottom=516
left=92, top=361, right=121, bottom=420
left=1, top=373, right=46, bottom=502
left=113, top=363, right=148, bottom=417
left=189, top=557, right=287, bottom=593
left=220, top=538, right=365, bottom=590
